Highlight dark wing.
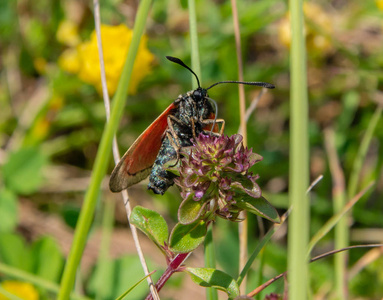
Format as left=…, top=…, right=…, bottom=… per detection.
left=109, top=103, right=177, bottom=192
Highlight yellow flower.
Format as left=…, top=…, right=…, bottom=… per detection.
left=56, top=20, right=80, bottom=47
left=0, top=281, right=39, bottom=300
left=278, top=2, right=333, bottom=54
left=377, top=0, right=383, bottom=11
left=59, top=24, right=154, bottom=96
left=58, top=48, right=80, bottom=74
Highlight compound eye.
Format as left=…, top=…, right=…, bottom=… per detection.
left=193, top=90, right=203, bottom=101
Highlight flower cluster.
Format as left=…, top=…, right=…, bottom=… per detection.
left=174, top=133, right=272, bottom=223
left=58, top=23, right=154, bottom=95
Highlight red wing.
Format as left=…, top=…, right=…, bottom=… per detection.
left=109, top=103, right=177, bottom=192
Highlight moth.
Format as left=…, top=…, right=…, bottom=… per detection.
left=109, top=56, right=274, bottom=194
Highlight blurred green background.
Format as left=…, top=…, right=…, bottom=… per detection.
left=0, top=0, right=383, bottom=299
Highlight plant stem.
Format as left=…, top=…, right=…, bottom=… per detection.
left=287, top=0, right=309, bottom=299
left=188, top=2, right=218, bottom=300
left=238, top=208, right=291, bottom=285
left=57, top=0, right=153, bottom=299
left=338, top=105, right=381, bottom=298
left=94, top=199, right=115, bottom=300
left=249, top=244, right=383, bottom=297
left=144, top=253, right=191, bottom=300
left=324, top=128, right=347, bottom=299
left=307, top=181, right=374, bottom=255
left=92, top=1, right=157, bottom=298
left=188, top=0, right=201, bottom=88
left=348, top=105, right=382, bottom=199
left=204, top=227, right=218, bottom=300
left=230, top=0, right=248, bottom=293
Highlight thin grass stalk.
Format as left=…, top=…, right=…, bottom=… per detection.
left=255, top=248, right=265, bottom=300
left=94, top=199, right=115, bottom=300
left=237, top=208, right=291, bottom=285
left=307, top=181, right=374, bottom=255
left=335, top=105, right=381, bottom=299
left=248, top=244, right=383, bottom=298
left=116, top=271, right=156, bottom=300
left=287, top=0, right=309, bottom=299
left=188, top=0, right=201, bottom=88
left=347, top=105, right=382, bottom=199
left=204, top=228, right=218, bottom=300
left=237, top=226, right=275, bottom=286
left=230, top=0, right=247, bottom=144
left=324, top=128, right=347, bottom=298
left=349, top=246, right=383, bottom=279
left=57, top=0, right=153, bottom=298
left=230, top=0, right=248, bottom=293
left=187, top=2, right=217, bottom=299
left=92, top=1, right=157, bottom=298
left=91, top=6, right=120, bottom=300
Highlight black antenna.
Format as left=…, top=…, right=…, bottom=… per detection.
left=206, top=80, right=275, bottom=90
left=166, top=56, right=201, bottom=88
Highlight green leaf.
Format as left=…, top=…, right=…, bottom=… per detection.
left=32, top=237, right=64, bottom=283
left=169, top=220, right=207, bottom=253
left=231, top=179, right=261, bottom=199
left=236, top=196, right=280, bottom=223
left=178, top=196, right=207, bottom=224
left=0, top=188, right=18, bottom=232
left=0, top=1, right=17, bottom=44
left=130, top=206, right=168, bottom=250
left=0, top=233, right=33, bottom=272
left=89, top=257, right=115, bottom=299
left=185, top=267, right=239, bottom=298
left=2, top=147, right=48, bottom=195
left=180, top=0, right=188, bottom=9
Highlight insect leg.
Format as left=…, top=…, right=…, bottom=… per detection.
left=165, top=115, right=187, bottom=166
left=166, top=114, right=190, bottom=147
left=201, top=118, right=225, bottom=135
left=190, top=118, right=197, bottom=139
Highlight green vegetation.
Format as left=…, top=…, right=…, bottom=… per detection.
left=0, top=0, right=382, bottom=299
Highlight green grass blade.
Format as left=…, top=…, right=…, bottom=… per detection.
left=237, top=226, right=275, bottom=286
left=237, top=209, right=290, bottom=286
left=307, top=181, right=375, bottom=255
left=348, top=106, right=382, bottom=199
left=204, top=227, right=218, bottom=300
left=57, top=1, right=153, bottom=299
left=115, top=271, right=156, bottom=300
left=288, top=0, right=310, bottom=299
left=188, top=0, right=201, bottom=88
left=187, top=1, right=216, bottom=299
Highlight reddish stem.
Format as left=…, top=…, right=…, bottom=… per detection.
left=145, top=252, right=190, bottom=300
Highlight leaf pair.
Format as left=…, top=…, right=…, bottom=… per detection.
left=130, top=206, right=207, bottom=254
left=128, top=206, right=241, bottom=299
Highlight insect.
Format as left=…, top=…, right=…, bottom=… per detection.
left=109, top=56, right=275, bottom=195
